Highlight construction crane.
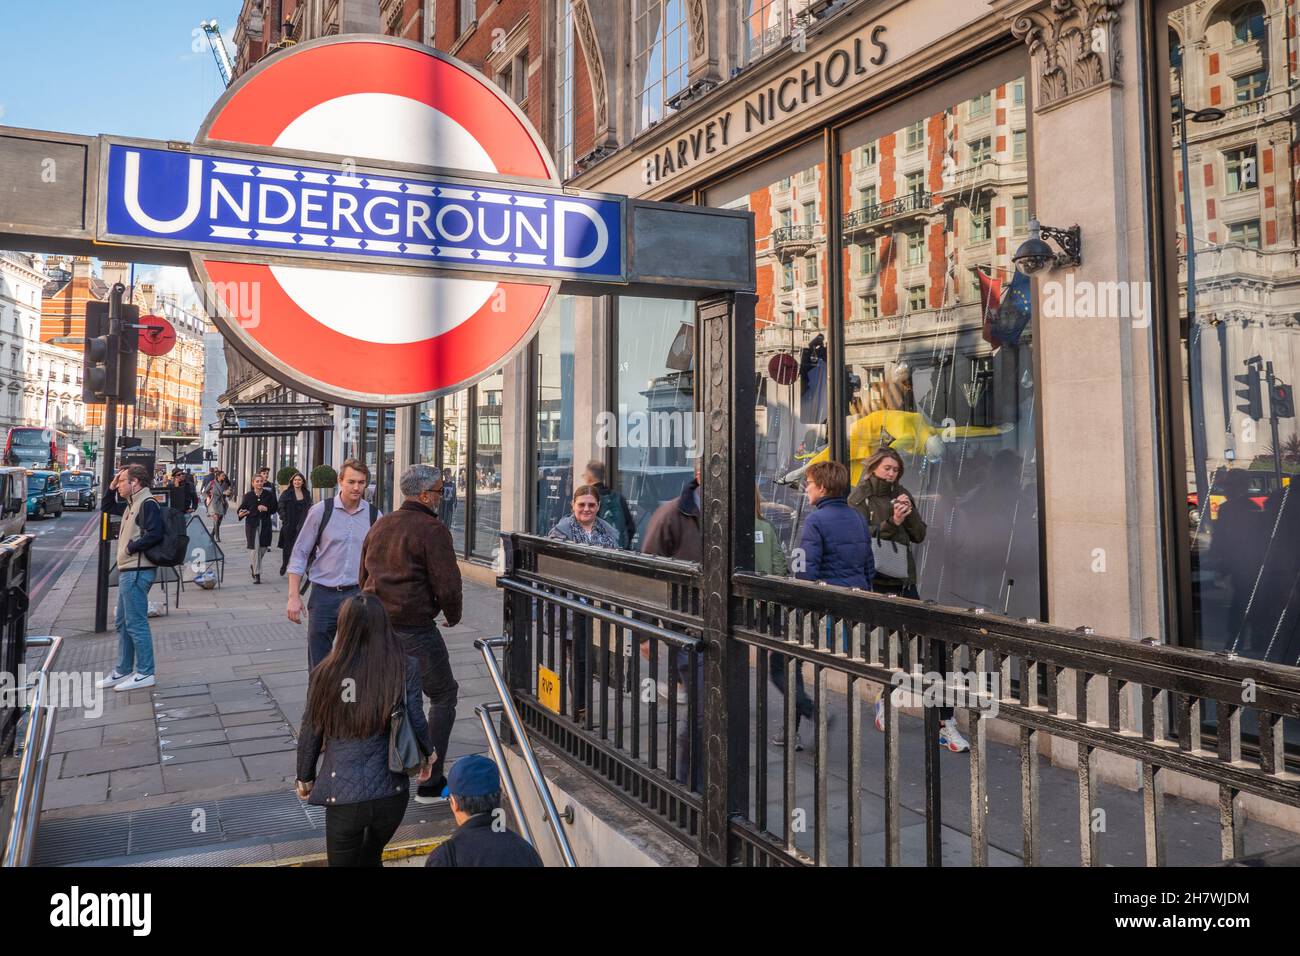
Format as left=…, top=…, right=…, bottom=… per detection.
left=201, top=19, right=234, bottom=88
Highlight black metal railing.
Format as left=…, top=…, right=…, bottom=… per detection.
left=842, top=191, right=932, bottom=231
left=498, top=532, right=1300, bottom=867
left=0, top=535, right=33, bottom=755
left=499, top=533, right=706, bottom=849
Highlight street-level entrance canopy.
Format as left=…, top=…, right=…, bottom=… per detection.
left=217, top=402, right=334, bottom=438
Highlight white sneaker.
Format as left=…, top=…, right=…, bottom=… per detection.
left=113, top=673, right=156, bottom=692
left=938, top=718, right=970, bottom=753
left=95, top=670, right=131, bottom=689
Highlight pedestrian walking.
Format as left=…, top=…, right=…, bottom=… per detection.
left=286, top=459, right=380, bottom=671
left=424, top=755, right=542, bottom=867
left=277, top=471, right=311, bottom=576
left=205, top=469, right=232, bottom=541
left=581, top=460, right=635, bottom=549
left=642, top=464, right=703, bottom=787
left=359, top=464, right=462, bottom=803
left=238, top=472, right=278, bottom=583
left=295, top=593, right=434, bottom=867
left=166, top=471, right=198, bottom=513
left=97, top=465, right=164, bottom=692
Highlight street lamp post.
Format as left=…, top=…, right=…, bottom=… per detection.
left=1176, top=74, right=1226, bottom=527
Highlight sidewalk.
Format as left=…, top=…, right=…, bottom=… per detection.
left=31, top=519, right=499, bottom=865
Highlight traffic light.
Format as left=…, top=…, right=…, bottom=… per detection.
left=1234, top=364, right=1263, bottom=421
left=81, top=301, right=117, bottom=402
left=1272, top=382, right=1295, bottom=420
left=117, top=304, right=139, bottom=406
left=79, top=301, right=139, bottom=404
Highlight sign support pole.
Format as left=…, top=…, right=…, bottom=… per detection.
left=93, top=285, right=123, bottom=634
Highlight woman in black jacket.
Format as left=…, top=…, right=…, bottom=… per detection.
left=295, top=594, right=433, bottom=867
left=277, top=471, right=311, bottom=576
left=237, top=472, right=278, bottom=583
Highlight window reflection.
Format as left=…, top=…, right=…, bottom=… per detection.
left=615, top=297, right=696, bottom=550
left=838, top=76, right=1039, bottom=618
left=536, top=298, right=576, bottom=535
left=1172, top=0, right=1300, bottom=667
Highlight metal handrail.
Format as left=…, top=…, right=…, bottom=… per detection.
left=476, top=636, right=578, bottom=867
left=2, top=635, right=63, bottom=867
left=475, top=703, right=537, bottom=850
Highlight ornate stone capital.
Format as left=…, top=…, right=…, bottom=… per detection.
left=573, top=0, right=615, bottom=147
left=1010, top=0, right=1124, bottom=109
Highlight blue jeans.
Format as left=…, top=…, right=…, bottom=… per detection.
left=115, top=568, right=157, bottom=677
left=307, top=585, right=360, bottom=671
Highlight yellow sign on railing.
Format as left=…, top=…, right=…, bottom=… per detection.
left=538, top=665, right=560, bottom=714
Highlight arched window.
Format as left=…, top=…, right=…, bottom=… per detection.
left=1231, top=1, right=1266, bottom=45
left=1169, top=27, right=1182, bottom=70
left=633, top=0, right=689, bottom=135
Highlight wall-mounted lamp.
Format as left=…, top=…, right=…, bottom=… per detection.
left=1012, top=218, right=1082, bottom=274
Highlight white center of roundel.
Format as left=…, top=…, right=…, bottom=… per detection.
left=270, top=265, right=497, bottom=344
left=272, top=92, right=497, bottom=174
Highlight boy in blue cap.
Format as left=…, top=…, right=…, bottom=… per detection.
left=425, top=755, right=543, bottom=867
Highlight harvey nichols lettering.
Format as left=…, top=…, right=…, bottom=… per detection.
left=104, top=144, right=624, bottom=280
left=642, top=25, right=888, bottom=187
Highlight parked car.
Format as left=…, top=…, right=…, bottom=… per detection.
left=25, top=470, right=63, bottom=520
left=0, top=468, right=27, bottom=536
left=60, top=470, right=97, bottom=511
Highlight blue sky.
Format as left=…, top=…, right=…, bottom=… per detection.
left=1, top=2, right=243, bottom=284
left=0, top=1, right=243, bottom=140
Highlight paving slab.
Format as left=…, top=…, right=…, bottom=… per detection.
left=51, top=727, right=103, bottom=753
left=110, top=766, right=164, bottom=802
left=42, top=772, right=110, bottom=810
left=101, top=719, right=160, bottom=747
left=241, top=751, right=296, bottom=780
left=223, top=722, right=294, bottom=741
left=163, top=757, right=248, bottom=792
left=229, top=736, right=296, bottom=757
left=60, top=741, right=159, bottom=777
left=220, top=708, right=282, bottom=727
left=155, top=716, right=224, bottom=734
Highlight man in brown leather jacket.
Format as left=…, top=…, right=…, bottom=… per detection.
left=359, top=464, right=462, bottom=802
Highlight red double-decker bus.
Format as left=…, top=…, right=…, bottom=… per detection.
left=3, top=427, right=68, bottom=470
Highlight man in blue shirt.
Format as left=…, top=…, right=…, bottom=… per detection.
left=285, top=459, right=380, bottom=670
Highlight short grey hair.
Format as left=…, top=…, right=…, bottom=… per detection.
left=400, top=463, right=443, bottom=498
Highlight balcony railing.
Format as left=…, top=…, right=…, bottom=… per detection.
left=770, top=224, right=816, bottom=257
left=842, top=191, right=932, bottom=232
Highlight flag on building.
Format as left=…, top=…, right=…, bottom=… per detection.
left=994, top=270, right=1033, bottom=346
left=977, top=268, right=1003, bottom=349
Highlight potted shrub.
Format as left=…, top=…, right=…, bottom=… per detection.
left=310, top=464, right=337, bottom=502
left=275, top=465, right=299, bottom=491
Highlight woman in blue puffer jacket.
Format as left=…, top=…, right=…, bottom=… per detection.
left=797, top=460, right=875, bottom=590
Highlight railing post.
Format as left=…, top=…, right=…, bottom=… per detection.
left=499, top=532, right=530, bottom=748
left=697, top=291, right=756, bottom=867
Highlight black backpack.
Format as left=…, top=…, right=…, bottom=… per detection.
left=143, top=502, right=190, bottom=567
left=298, top=497, right=380, bottom=594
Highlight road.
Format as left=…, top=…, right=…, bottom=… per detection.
left=25, top=508, right=99, bottom=614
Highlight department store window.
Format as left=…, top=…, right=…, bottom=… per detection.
left=836, top=59, right=1040, bottom=620
left=556, top=1, right=575, bottom=178
left=614, top=297, right=696, bottom=550
left=906, top=121, right=924, bottom=151
left=738, top=0, right=810, bottom=66
left=858, top=293, right=878, bottom=321
left=905, top=170, right=925, bottom=197
left=1013, top=195, right=1029, bottom=233
left=969, top=136, right=992, bottom=165
left=633, top=0, right=689, bottom=134
left=1013, top=129, right=1027, bottom=161
left=534, top=296, right=576, bottom=535
left=1167, top=0, right=1299, bottom=674
left=969, top=92, right=992, bottom=117
left=859, top=242, right=877, bottom=275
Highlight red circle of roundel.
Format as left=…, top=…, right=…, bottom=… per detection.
left=202, top=40, right=552, bottom=181
left=193, top=38, right=559, bottom=405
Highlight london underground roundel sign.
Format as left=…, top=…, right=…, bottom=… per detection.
left=179, top=37, right=591, bottom=406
